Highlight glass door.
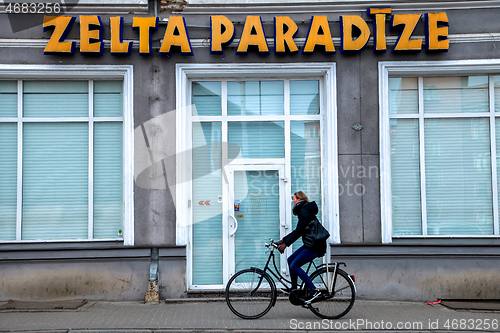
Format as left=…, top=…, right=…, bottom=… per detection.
left=225, top=164, right=287, bottom=280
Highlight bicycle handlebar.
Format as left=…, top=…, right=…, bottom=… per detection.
left=265, top=239, right=279, bottom=249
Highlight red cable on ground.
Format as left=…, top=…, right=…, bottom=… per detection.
left=427, top=300, right=441, bottom=305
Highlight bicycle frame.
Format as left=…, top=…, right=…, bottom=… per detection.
left=251, top=243, right=321, bottom=292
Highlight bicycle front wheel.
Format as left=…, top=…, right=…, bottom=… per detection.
left=306, top=267, right=356, bottom=319
left=225, top=268, right=276, bottom=319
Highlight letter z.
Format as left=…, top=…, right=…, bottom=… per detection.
left=391, top=14, right=422, bottom=52
left=43, top=16, right=77, bottom=54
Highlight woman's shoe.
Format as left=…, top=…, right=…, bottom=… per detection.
left=304, top=289, right=322, bottom=304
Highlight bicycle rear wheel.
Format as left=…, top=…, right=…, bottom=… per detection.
left=306, top=267, right=355, bottom=319
left=225, top=268, right=276, bottom=319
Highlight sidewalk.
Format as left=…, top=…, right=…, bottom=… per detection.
left=0, top=299, right=499, bottom=332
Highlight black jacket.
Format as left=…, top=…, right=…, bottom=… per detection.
left=282, top=200, right=326, bottom=256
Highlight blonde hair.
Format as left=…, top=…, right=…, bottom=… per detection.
left=294, top=191, right=309, bottom=202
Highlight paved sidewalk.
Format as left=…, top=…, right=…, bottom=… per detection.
left=0, top=299, right=499, bottom=332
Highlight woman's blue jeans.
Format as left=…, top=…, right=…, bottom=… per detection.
left=287, top=245, right=317, bottom=291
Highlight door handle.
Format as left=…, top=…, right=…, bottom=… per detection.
left=229, top=214, right=238, bottom=236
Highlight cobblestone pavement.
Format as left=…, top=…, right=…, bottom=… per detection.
left=0, top=299, right=499, bottom=332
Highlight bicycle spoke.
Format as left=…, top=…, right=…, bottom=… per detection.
left=307, top=268, right=356, bottom=319
left=225, top=269, right=276, bottom=319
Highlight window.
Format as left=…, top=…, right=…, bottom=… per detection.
left=190, top=79, right=323, bottom=285
left=0, top=65, right=133, bottom=244
left=176, top=63, right=338, bottom=288
left=380, top=61, right=500, bottom=242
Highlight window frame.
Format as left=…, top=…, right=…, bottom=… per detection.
left=380, top=60, right=500, bottom=243
left=176, top=63, right=339, bottom=240
left=0, top=64, right=134, bottom=245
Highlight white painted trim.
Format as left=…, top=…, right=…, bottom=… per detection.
left=394, top=235, right=500, bottom=239
left=0, top=64, right=134, bottom=245
left=390, top=113, right=494, bottom=119
left=225, top=164, right=286, bottom=281
left=0, top=0, right=148, bottom=14
left=228, top=158, right=286, bottom=165
left=73, top=0, right=147, bottom=4
left=186, top=0, right=498, bottom=6
left=0, top=238, right=128, bottom=244
left=418, top=77, right=428, bottom=236
left=284, top=79, right=292, bottom=260
left=88, top=80, right=95, bottom=241
left=380, top=59, right=500, bottom=242
left=322, top=64, right=340, bottom=244
left=177, top=63, right=337, bottom=78
left=0, top=117, right=124, bottom=123
left=193, top=115, right=321, bottom=122
left=490, top=75, right=500, bottom=236
left=16, top=80, right=22, bottom=242
left=181, top=1, right=500, bottom=14
left=175, top=65, right=191, bottom=247
left=122, top=65, right=135, bottom=246
left=0, top=64, right=132, bottom=79
left=2, top=32, right=500, bottom=51
left=379, top=62, right=392, bottom=244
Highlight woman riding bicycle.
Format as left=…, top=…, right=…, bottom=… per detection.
left=276, top=191, right=326, bottom=302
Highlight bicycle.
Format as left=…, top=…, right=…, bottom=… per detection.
left=225, top=239, right=356, bottom=320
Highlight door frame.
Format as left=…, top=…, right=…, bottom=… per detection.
left=223, top=163, right=290, bottom=284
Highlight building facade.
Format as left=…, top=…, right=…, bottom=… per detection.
left=1, top=0, right=500, bottom=301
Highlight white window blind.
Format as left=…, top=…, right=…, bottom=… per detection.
left=192, top=122, right=223, bottom=285
left=192, top=82, right=221, bottom=116
left=291, top=120, right=322, bottom=255
left=0, top=81, right=17, bottom=117
left=24, top=81, right=89, bottom=118
left=290, top=80, right=319, bottom=115
left=0, top=79, right=125, bottom=242
left=228, top=121, right=285, bottom=159
left=94, top=122, right=123, bottom=239
left=0, top=123, right=17, bottom=241
left=22, top=123, right=89, bottom=240
left=390, top=119, right=422, bottom=236
left=389, top=75, right=500, bottom=237
left=228, top=81, right=284, bottom=116
left=94, top=81, right=123, bottom=117
left=425, top=118, right=493, bottom=235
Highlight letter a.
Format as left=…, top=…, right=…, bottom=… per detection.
left=236, top=16, right=269, bottom=54
left=302, top=16, right=335, bottom=54
left=159, top=16, right=193, bottom=56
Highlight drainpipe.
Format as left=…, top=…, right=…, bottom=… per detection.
left=144, top=248, right=160, bottom=304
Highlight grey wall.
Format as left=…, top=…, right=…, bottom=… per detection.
left=330, top=245, right=500, bottom=301
left=0, top=246, right=185, bottom=301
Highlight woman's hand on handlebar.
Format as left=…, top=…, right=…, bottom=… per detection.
left=278, top=243, right=286, bottom=254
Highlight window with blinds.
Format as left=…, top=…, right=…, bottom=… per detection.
left=0, top=80, right=124, bottom=242
left=389, top=75, right=500, bottom=237
left=190, top=79, right=323, bottom=286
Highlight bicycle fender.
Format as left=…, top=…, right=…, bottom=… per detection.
left=341, top=269, right=357, bottom=294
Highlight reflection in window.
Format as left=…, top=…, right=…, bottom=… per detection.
left=290, top=80, right=319, bottom=115
left=228, top=121, right=285, bottom=158
left=192, top=81, right=222, bottom=116
left=228, top=81, right=284, bottom=116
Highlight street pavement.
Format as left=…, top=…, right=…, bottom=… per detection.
left=0, top=298, right=499, bottom=332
